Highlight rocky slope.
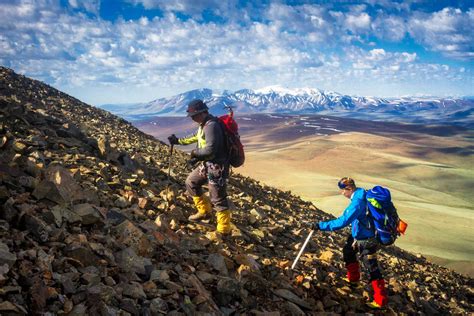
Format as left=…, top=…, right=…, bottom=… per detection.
left=0, top=66, right=472, bottom=315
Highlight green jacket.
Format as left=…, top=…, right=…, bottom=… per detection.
left=178, top=114, right=228, bottom=165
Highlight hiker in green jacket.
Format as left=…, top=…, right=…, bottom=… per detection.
left=168, top=99, right=232, bottom=235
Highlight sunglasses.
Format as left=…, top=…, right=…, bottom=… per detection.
left=338, top=181, right=347, bottom=189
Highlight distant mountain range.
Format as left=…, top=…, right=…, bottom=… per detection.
left=99, top=86, right=474, bottom=127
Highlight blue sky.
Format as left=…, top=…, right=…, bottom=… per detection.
left=1, top=0, right=472, bottom=105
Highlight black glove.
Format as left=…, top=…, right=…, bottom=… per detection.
left=187, top=157, right=199, bottom=168
left=310, top=222, right=320, bottom=231
left=168, top=134, right=179, bottom=145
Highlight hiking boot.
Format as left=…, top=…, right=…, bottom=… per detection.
left=366, top=300, right=384, bottom=309
left=342, top=277, right=361, bottom=288
left=205, top=230, right=232, bottom=242
left=188, top=212, right=210, bottom=221
left=370, top=279, right=388, bottom=308
left=189, top=195, right=212, bottom=221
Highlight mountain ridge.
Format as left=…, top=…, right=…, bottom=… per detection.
left=0, top=66, right=472, bottom=314
left=99, top=87, right=474, bottom=127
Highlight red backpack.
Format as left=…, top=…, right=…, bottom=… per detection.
left=218, top=107, right=245, bottom=167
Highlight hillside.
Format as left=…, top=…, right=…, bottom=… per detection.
left=0, top=66, right=472, bottom=315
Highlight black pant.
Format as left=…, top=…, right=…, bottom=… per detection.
left=185, top=162, right=229, bottom=212
left=342, top=235, right=383, bottom=281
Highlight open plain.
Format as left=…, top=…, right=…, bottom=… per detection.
left=137, top=114, right=474, bottom=276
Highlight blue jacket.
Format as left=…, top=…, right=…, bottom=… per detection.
left=318, top=188, right=375, bottom=240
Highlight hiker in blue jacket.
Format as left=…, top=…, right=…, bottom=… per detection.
left=311, top=177, right=388, bottom=308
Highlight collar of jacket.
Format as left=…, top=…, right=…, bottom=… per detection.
left=200, top=114, right=214, bottom=127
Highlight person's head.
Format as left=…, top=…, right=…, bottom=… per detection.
left=338, top=177, right=356, bottom=199
left=186, top=99, right=209, bottom=123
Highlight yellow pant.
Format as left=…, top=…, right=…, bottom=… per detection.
left=216, top=210, right=231, bottom=234
left=192, top=195, right=212, bottom=215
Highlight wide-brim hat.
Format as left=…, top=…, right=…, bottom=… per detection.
left=186, top=99, right=209, bottom=117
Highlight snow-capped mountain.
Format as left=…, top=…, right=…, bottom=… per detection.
left=98, top=86, right=474, bottom=126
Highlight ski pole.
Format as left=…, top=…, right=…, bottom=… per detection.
left=291, top=230, right=314, bottom=270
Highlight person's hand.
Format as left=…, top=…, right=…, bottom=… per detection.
left=187, top=157, right=199, bottom=168
left=309, top=222, right=320, bottom=231
left=168, top=134, right=179, bottom=145
left=190, top=149, right=197, bottom=158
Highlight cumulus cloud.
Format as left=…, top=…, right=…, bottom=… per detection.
left=347, top=48, right=417, bottom=70
left=408, top=7, right=474, bottom=60
left=0, top=0, right=471, bottom=103
left=126, top=0, right=240, bottom=20
left=68, top=0, right=100, bottom=14
left=372, top=15, right=407, bottom=41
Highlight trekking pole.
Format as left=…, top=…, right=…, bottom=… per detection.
left=167, top=144, right=174, bottom=182
left=291, top=230, right=314, bottom=270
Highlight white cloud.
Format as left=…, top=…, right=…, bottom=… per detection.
left=0, top=1, right=471, bottom=104
left=346, top=12, right=371, bottom=32
left=408, top=7, right=474, bottom=60
left=372, top=15, right=407, bottom=41
left=127, top=0, right=239, bottom=19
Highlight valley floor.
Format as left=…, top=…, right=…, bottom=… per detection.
left=137, top=114, right=474, bottom=277
left=236, top=129, right=474, bottom=277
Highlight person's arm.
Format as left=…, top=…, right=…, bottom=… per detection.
left=178, top=132, right=198, bottom=145
left=318, top=198, right=360, bottom=231
left=192, top=121, right=221, bottom=160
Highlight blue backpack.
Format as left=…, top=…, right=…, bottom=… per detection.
left=366, top=186, right=402, bottom=245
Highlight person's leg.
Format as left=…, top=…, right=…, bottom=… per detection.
left=209, top=181, right=231, bottom=234
left=207, top=163, right=231, bottom=234
left=185, top=166, right=212, bottom=220
left=359, top=239, right=388, bottom=308
left=342, top=235, right=360, bottom=282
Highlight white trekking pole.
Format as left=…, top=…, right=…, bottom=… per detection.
left=291, top=230, right=314, bottom=270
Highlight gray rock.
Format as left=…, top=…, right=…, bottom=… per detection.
left=87, top=284, right=117, bottom=304
left=112, top=220, right=151, bottom=256
left=81, top=272, right=101, bottom=286
left=196, top=271, right=215, bottom=284
left=106, top=208, right=128, bottom=226
left=72, top=203, right=101, bottom=225
left=17, top=175, right=38, bottom=189
left=0, top=242, right=16, bottom=268
left=215, top=278, right=241, bottom=306
left=122, top=282, right=146, bottom=300
left=150, top=297, right=168, bottom=314
left=22, top=214, right=49, bottom=243
left=62, top=208, right=82, bottom=224
left=32, top=165, right=85, bottom=204
left=68, top=303, right=87, bottom=316
left=0, top=198, right=19, bottom=222
left=149, top=270, right=170, bottom=283
left=114, top=196, right=129, bottom=208
left=208, top=253, right=229, bottom=276
left=120, top=298, right=139, bottom=315
left=0, top=301, right=25, bottom=315
left=285, top=301, right=306, bottom=316
left=50, top=205, right=64, bottom=227
left=114, top=247, right=152, bottom=277
left=273, top=289, right=311, bottom=309
left=0, top=186, right=10, bottom=200
left=64, top=245, right=99, bottom=267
